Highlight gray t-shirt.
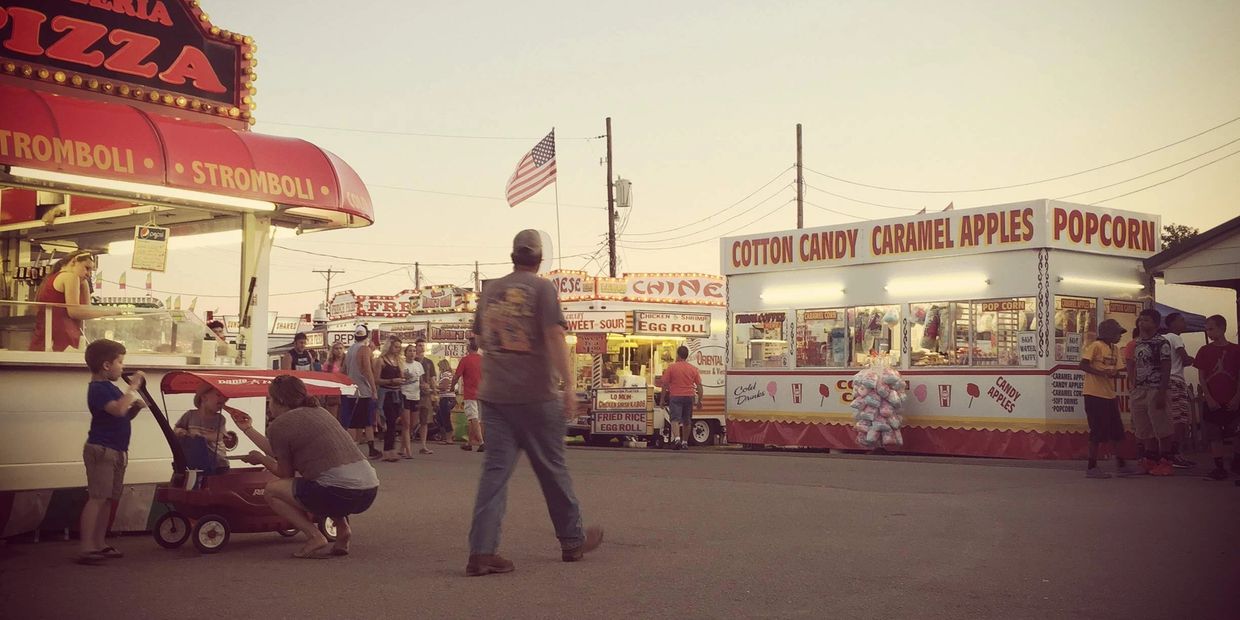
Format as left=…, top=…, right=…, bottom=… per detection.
left=474, top=270, right=565, bottom=404
left=345, top=340, right=374, bottom=398
left=175, top=409, right=229, bottom=468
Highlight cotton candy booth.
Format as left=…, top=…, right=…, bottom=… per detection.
left=721, top=200, right=1160, bottom=459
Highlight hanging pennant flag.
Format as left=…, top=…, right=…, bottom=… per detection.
left=505, top=129, right=557, bottom=207
left=118, top=272, right=127, bottom=290
left=174, top=296, right=182, bottom=310
left=94, top=270, right=103, bottom=291
left=145, top=272, right=153, bottom=290
left=188, top=297, right=198, bottom=312
left=943, top=202, right=954, bottom=211
left=916, top=207, right=927, bottom=215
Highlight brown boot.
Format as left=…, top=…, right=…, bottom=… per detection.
left=466, top=553, right=515, bottom=576
left=562, top=525, right=604, bottom=562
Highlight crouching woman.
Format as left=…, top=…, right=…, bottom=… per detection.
left=230, top=375, right=379, bottom=559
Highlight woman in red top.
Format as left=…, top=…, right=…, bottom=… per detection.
left=29, top=251, right=116, bottom=352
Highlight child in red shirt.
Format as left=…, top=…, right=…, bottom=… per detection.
left=1193, top=315, right=1240, bottom=481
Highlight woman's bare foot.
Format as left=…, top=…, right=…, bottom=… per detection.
left=294, top=535, right=331, bottom=559
left=331, top=519, right=351, bottom=556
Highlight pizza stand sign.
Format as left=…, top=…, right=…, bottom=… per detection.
left=591, top=387, right=652, bottom=435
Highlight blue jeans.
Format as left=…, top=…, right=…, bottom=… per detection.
left=468, top=399, right=585, bottom=555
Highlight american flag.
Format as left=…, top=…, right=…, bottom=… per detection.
left=505, top=130, right=556, bottom=207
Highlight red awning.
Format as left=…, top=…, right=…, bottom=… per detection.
left=0, top=85, right=373, bottom=226
left=160, top=370, right=356, bottom=398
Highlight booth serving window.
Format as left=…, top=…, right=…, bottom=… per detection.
left=1055, top=296, right=1097, bottom=362
left=795, top=309, right=849, bottom=367
left=733, top=312, right=789, bottom=368
left=971, top=298, right=1035, bottom=366
left=1104, top=300, right=1141, bottom=345
left=847, top=305, right=900, bottom=367
left=910, top=302, right=969, bottom=366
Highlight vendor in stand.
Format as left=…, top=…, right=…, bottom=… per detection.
left=29, top=251, right=119, bottom=352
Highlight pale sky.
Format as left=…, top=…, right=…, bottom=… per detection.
left=99, top=0, right=1240, bottom=317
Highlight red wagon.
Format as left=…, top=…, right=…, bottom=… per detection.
left=135, top=370, right=356, bottom=554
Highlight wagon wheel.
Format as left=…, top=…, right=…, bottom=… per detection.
left=276, top=527, right=299, bottom=538
left=192, top=514, right=231, bottom=554
left=317, top=516, right=339, bottom=542
left=153, top=512, right=191, bottom=549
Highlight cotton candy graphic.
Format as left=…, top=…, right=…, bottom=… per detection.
left=766, top=381, right=778, bottom=403
left=818, top=383, right=830, bottom=406
left=850, top=362, right=907, bottom=449
left=914, top=384, right=928, bottom=403
left=966, top=383, right=981, bottom=407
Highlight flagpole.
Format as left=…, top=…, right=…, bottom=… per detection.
left=554, top=179, right=562, bottom=270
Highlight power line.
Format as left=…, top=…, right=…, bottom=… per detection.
left=371, top=184, right=605, bottom=210
left=258, top=120, right=605, bottom=142
left=804, top=200, right=865, bottom=220
left=622, top=166, right=794, bottom=236
left=1054, top=134, right=1240, bottom=200
left=1089, top=147, right=1240, bottom=204
left=620, top=181, right=793, bottom=244
left=272, top=243, right=596, bottom=267
left=801, top=112, right=1240, bottom=194
left=803, top=183, right=920, bottom=212
left=617, top=195, right=793, bottom=249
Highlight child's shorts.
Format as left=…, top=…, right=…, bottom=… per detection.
left=1167, top=376, right=1190, bottom=425
left=1129, top=386, right=1173, bottom=440
left=1202, top=404, right=1238, bottom=442
left=1084, top=396, right=1125, bottom=443
left=83, top=443, right=126, bottom=501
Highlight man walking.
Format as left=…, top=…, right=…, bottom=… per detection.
left=452, top=339, right=485, bottom=451
left=413, top=338, right=436, bottom=455
left=465, top=230, right=603, bottom=577
left=342, top=325, right=380, bottom=459
left=660, top=345, right=703, bottom=450
left=1127, top=309, right=1174, bottom=476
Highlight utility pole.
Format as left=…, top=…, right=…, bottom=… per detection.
left=312, top=267, right=345, bottom=307
left=414, top=262, right=420, bottom=289
left=606, top=117, right=617, bottom=277
left=796, top=123, right=804, bottom=229
left=473, top=261, right=481, bottom=291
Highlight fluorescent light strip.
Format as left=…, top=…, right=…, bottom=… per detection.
left=1058, top=276, right=1144, bottom=290
left=760, top=285, right=845, bottom=305
left=8, top=167, right=277, bottom=212
left=886, top=273, right=989, bottom=296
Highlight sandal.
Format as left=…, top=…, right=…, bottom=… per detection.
left=75, top=551, right=107, bottom=565
left=292, top=544, right=333, bottom=559
left=98, top=546, right=124, bottom=559
left=419, top=448, right=434, bottom=455
left=401, top=454, right=414, bottom=460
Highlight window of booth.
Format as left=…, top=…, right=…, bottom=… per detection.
left=1055, top=296, right=1097, bottom=362
left=847, top=305, right=900, bottom=367
left=910, top=302, right=970, bottom=366
left=795, top=309, right=849, bottom=367
left=1104, top=299, right=1141, bottom=348
left=733, top=311, right=789, bottom=368
left=971, top=298, right=1036, bottom=366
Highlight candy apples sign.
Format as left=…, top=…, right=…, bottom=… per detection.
left=0, top=0, right=253, bottom=123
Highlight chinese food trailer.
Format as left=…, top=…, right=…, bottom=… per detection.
left=548, top=270, right=729, bottom=446
left=0, top=0, right=373, bottom=536
left=720, top=200, right=1159, bottom=459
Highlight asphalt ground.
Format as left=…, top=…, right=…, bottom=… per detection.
left=2, top=445, right=1237, bottom=620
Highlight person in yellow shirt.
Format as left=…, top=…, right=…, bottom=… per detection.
left=1080, top=319, right=1140, bottom=478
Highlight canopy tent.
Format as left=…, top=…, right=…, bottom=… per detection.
left=1153, top=302, right=1207, bottom=334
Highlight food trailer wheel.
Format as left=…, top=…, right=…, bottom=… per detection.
left=690, top=420, right=715, bottom=446
left=153, top=512, right=191, bottom=549
left=276, top=527, right=299, bottom=538
left=317, top=516, right=339, bottom=542
left=192, top=514, right=231, bottom=554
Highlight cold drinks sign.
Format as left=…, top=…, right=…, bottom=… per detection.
left=721, top=200, right=1160, bottom=275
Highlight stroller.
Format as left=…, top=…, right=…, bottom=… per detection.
left=137, top=369, right=356, bottom=554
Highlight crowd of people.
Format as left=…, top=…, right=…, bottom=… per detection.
left=1081, top=309, right=1240, bottom=482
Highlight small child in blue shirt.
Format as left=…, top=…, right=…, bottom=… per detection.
left=77, top=339, right=146, bottom=565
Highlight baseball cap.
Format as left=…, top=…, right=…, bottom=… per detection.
left=1098, top=319, right=1127, bottom=339
left=354, top=324, right=369, bottom=338
left=512, top=229, right=543, bottom=257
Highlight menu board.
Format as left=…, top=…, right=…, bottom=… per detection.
left=131, top=225, right=169, bottom=272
